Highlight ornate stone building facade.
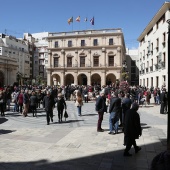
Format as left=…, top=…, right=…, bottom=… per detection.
left=46, top=29, right=126, bottom=86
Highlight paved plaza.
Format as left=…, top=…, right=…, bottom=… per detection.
left=0, top=100, right=168, bottom=170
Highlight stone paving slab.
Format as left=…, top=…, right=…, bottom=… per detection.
left=0, top=100, right=168, bottom=170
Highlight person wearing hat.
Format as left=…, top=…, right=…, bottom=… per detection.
left=57, top=93, right=67, bottom=122
left=123, top=102, right=142, bottom=156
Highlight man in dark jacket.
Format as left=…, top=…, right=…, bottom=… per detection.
left=43, top=91, right=55, bottom=125
left=95, top=91, right=107, bottom=132
left=123, top=103, right=142, bottom=156
left=160, top=88, right=168, bottom=114
left=108, top=92, right=121, bottom=134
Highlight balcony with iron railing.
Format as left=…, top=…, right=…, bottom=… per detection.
left=150, top=66, right=153, bottom=72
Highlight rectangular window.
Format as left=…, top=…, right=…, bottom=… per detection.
left=54, top=41, right=58, bottom=48
left=93, top=39, right=98, bottom=46
left=39, top=59, right=44, bottom=65
left=68, top=40, right=72, bottom=47
left=156, top=38, right=159, bottom=51
left=54, top=58, right=58, bottom=67
left=80, top=57, right=85, bottom=67
left=109, top=38, right=113, bottom=45
left=67, top=57, right=72, bottom=67
left=93, top=56, right=99, bottom=67
left=81, top=40, right=85, bottom=46
left=39, top=65, right=44, bottom=72
left=151, top=77, right=153, bottom=87
left=45, top=60, right=48, bottom=64
left=35, top=61, right=38, bottom=64
left=109, top=56, right=114, bottom=66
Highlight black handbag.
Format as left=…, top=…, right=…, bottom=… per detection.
left=64, top=110, right=68, bottom=118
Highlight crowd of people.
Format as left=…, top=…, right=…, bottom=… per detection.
left=0, top=83, right=168, bottom=156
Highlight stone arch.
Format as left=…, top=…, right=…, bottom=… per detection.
left=51, top=74, right=60, bottom=85
left=0, top=71, right=4, bottom=87
left=65, top=74, right=74, bottom=85
left=91, top=73, right=101, bottom=86
left=77, top=73, right=87, bottom=85
left=106, top=73, right=116, bottom=85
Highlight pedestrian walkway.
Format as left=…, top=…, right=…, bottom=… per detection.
left=0, top=100, right=167, bottom=170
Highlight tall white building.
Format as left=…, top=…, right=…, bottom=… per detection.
left=137, top=2, right=169, bottom=89
left=0, top=33, right=31, bottom=86
left=32, top=32, right=48, bottom=83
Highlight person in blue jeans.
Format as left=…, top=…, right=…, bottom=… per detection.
left=108, top=92, right=121, bottom=135
left=109, top=111, right=119, bottom=134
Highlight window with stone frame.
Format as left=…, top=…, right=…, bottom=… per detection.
left=68, top=40, right=72, bottom=47
left=54, top=58, right=59, bottom=67
left=67, top=57, right=72, bottom=67
left=80, top=56, right=85, bottom=67
left=109, top=38, right=113, bottom=45
left=81, top=40, right=85, bottom=46
left=108, top=56, right=114, bottom=66
left=93, top=56, right=99, bottom=67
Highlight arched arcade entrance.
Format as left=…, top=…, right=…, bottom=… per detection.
left=52, top=74, right=60, bottom=86
left=106, top=73, right=116, bottom=85
left=78, top=74, right=87, bottom=85
left=91, top=73, right=101, bottom=86
left=65, top=74, right=74, bottom=85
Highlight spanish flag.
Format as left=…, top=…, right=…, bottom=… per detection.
left=68, top=17, right=73, bottom=25
left=76, top=16, right=80, bottom=22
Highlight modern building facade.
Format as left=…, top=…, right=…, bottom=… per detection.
left=0, top=33, right=31, bottom=86
left=137, top=2, right=169, bottom=89
left=126, top=48, right=139, bottom=86
left=46, top=28, right=126, bottom=86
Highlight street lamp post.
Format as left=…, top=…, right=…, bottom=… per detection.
left=167, top=19, right=170, bottom=151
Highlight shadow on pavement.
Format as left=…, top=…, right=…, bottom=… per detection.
left=0, top=129, right=16, bottom=135
left=0, top=117, right=8, bottom=124
left=54, top=120, right=84, bottom=124
left=0, top=141, right=168, bottom=170
left=81, top=114, right=98, bottom=116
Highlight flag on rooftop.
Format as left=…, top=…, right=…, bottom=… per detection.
left=68, top=17, right=73, bottom=25
left=76, top=16, right=80, bottom=22
left=90, top=17, right=94, bottom=25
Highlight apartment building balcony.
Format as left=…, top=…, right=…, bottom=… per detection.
left=150, top=66, right=153, bottom=72
left=146, top=68, right=148, bottom=73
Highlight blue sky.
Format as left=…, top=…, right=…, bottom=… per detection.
left=0, top=0, right=168, bottom=49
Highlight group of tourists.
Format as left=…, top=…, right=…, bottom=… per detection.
left=0, top=83, right=168, bottom=156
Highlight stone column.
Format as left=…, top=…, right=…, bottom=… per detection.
left=61, top=49, right=65, bottom=67
left=117, top=47, right=121, bottom=66
left=74, top=71, right=78, bottom=85
left=87, top=71, right=91, bottom=85
left=48, top=50, right=52, bottom=67
left=60, top=71, right=65, bottom=86
left=102, top=48, right=106, bottom=66
left=101, top=71, right=106, bottom=86
left=47, top=71, right=52, bottom=86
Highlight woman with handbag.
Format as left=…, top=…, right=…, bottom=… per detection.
left=57, top=93, right=67, bottom=123
left=75, top=91, right=83, bottom=116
